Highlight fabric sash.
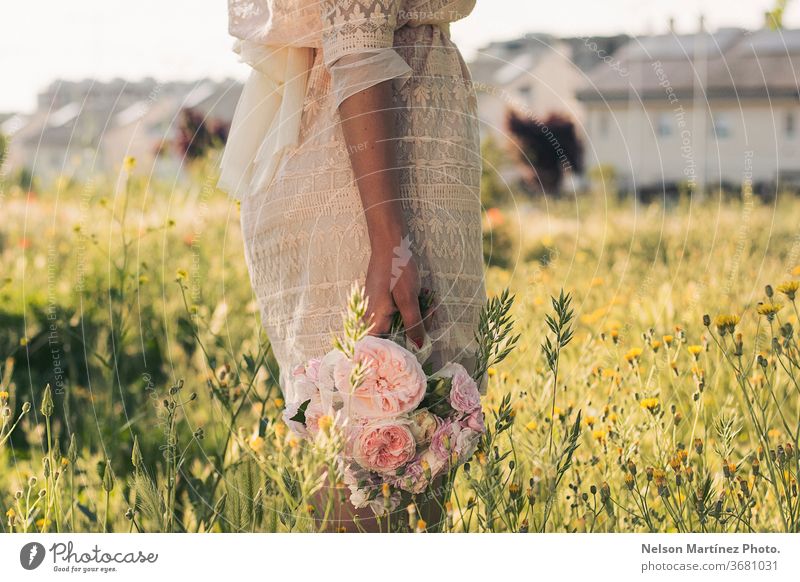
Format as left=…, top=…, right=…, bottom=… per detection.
left=218, top=41, right=314, bottom=200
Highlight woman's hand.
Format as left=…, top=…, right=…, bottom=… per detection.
left=363, top=242, right=425, bottom=347
left=336, top=78, right=427, bottom=346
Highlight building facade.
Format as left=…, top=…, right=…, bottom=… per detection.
left=577, top=27, right=800, bottom=194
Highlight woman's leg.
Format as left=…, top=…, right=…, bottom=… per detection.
left=310, top=476, right=448, bottom=532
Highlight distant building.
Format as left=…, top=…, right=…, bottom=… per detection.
left=469, top=33, right=629, bottom=141
left=2, top=78, right=241, bottom=182
left=577, top=26, right=800, bottom=194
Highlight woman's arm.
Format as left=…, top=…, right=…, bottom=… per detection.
left=337, top=81, right=425, bottom=346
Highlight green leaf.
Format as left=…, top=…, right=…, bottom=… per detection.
left=288, top=399, right=311, bottom=424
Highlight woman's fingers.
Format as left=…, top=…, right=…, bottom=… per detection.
left=397, top=294, right=425, bottom=348
left=366, top=306, right=393, bottom=337
left=422, top=300, right=436, bottom=333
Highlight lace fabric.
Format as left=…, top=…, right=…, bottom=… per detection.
left=328, top=48, right=412, bottom=109
left=231, top=0, right=486, bottom=401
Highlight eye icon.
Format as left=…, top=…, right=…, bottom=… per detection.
left=20, top=542, right=46, bottom=570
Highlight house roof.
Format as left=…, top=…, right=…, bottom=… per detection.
left=576, top=27, right=800, bottom=103
left=470, top=33, right=631, bottom=87
left=15, top=79, right=242, bottom=150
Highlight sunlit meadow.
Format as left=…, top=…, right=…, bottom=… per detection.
left=1, top=157, right=799, bottom=532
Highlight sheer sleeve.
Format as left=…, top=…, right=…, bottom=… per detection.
left=320, top=0, right=412, bottom=108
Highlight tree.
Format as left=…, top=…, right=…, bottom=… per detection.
left=174, top=107, right=230, bottom=161
left=480, top=135, right=512, bottom=209
left=767, top=0, right=791, bottom=29
left=507, top=110, right=583, bottom=195
left=0, top=132, right=7, bottom=168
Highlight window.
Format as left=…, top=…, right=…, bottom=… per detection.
left=786, top=111, right=796, bottom=139
left=656, top=112, right=672, bottom=137
left=711, top=113, right=731, bottom=139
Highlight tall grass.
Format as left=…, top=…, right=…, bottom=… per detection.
left=1, top=165, right=799, bottom=532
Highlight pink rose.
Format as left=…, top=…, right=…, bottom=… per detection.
left=419, top=449, right=447, bottom=479
left=288, top=358, right=322, bottom=405
left=452, top=424, right=481, bottom=461
left=303, top=394, right=325, bottom=438
left=430, top=420, right=455, bottom=461
left=461, top=408, right=485, bottom=432
left=334, top=336, right=426, bottom=419
left=352, top=420, right=416, bottom=474
left=392, top=450, right=446, bottom=494
left=283, top=391, right=324, bottom=439
left=392, top=459, right=426, bottom=493
left=316, top=350, right=346, bottom=411
left=300, top=358, right=322, bottom=383
left=446, top=364, right=481, bottom=413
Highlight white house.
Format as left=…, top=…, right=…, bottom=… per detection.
left=2, top=78, right=242, bottom=182
left=470, top=34, right=629, bottom=142
left=577, top=26, right=800, bottom=194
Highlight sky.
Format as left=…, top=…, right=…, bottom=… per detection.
left=2, top=0, right=799, bottom=113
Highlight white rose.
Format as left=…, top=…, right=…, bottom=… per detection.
left=408, top=409, right=439, bottom=445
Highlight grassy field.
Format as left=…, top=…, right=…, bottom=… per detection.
left=1, top=163, right=800, bottom=532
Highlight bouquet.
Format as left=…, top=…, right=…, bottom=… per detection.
left=281, top=285, right=515, bottom=516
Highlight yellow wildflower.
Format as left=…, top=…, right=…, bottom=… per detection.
left=123, top=156, right=137, bottom=172
left=249, top=435, right=265, bottom=453
left=757, top=302, right=783, bottom=320
left=317, top=415, right=333, bottom=433
left=663, top=334, right=674, bottom=346
left=624, top=473, right=635, bottom=490
left=624, top=348, right=643, bottom=363
left=640, top=397, right=660, bottom=414
left=776, top=280, right=799, bottom=301
left=713, top=314, right=740, bottom=336
left=274, top=423, right=287, bottom=439
left=274, top=397, right=285, bottom=408
left=687, top=345, right=703, bottom=358
left=525, top=420, right=538, bottom=431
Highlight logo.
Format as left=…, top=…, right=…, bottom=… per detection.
left=20, top=542, right=46, bottom=570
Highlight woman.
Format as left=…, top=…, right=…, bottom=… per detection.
left=220, top=0, right=486, bottom=530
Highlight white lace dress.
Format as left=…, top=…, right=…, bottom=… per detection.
left=228, top=0, right=485, bottom=400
